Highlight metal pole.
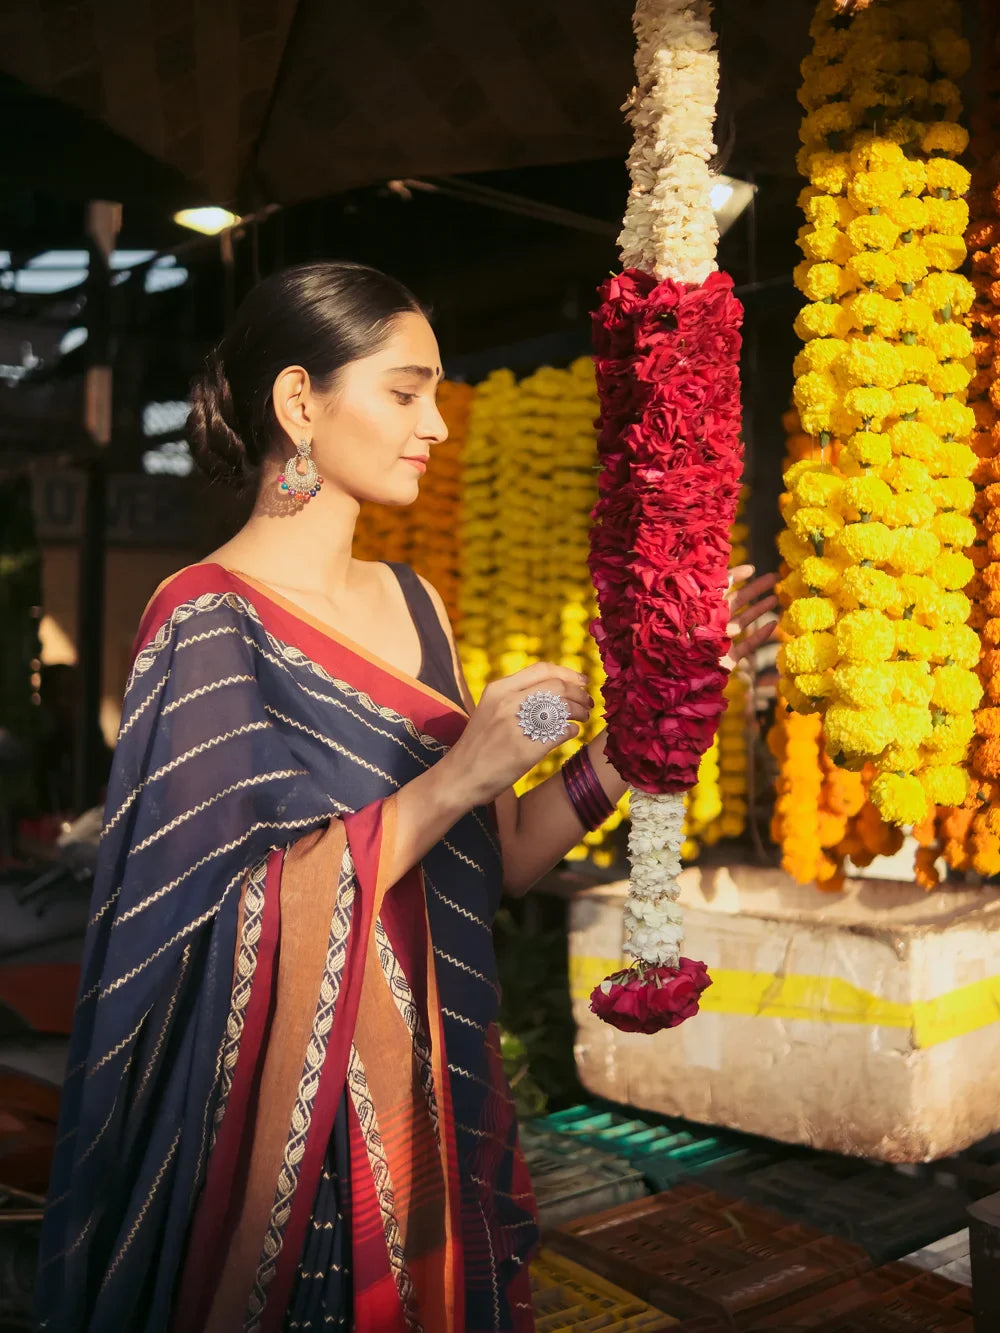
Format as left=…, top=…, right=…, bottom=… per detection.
left=72, top=200, right=120, bottom=813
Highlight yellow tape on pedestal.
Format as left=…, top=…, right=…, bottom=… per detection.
left=569, top=956, right=1000, bottom=1049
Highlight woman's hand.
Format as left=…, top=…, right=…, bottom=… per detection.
left=722, top=564, right=778, bottom=672
left=446, top=661, right=594, bottom=807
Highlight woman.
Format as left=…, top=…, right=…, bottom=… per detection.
left=37, top=262, right=776, bottom=1332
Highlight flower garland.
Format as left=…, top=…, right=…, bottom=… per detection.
left=590, top=0, right=741, bottom=1031
left=782, top=0, right=980, bottom=829
left=457, top=370, right=518, bottom=703
left=456, top=363, right=627, bottom=864
left=772, top=405, right=903, bottom=885
left=683, top=486, right=751, bottom=858
left=768, top=706, right=831, bottom=883
left=938, top=17, right=1000, bottom=879
left=522, top=361, right=627, bottom=866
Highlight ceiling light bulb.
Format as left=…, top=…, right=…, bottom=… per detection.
left=172, top=206, right=241, bottom=236
left=710, top=174, right=756, bottom=235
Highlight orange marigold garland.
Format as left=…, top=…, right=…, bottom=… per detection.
left=938, top=11, right=1000, bottom=878
left=770, top=709, right=833, bottom=885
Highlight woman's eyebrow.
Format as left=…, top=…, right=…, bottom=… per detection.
left=385, top=364, right=441, bottom=380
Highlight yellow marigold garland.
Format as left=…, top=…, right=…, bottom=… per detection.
left=410, top=380, right=470, bottom=632
left=772, top=408, right=848, bottom=887
left=783, top=0, right=980, bottom=828
left=355, top=364, right=627, bottom=866
left=456, top=360, right=626, bottom=864
left=457, top=370, right=519, bottom=703
left=772, top=406, right=904, bottom=885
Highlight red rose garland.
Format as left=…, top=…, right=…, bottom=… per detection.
left=588, top=270, right=742, bottom=1033
left=587, top=0, right=737, bottom=1034
left=590, top=269, right=745, bottom=793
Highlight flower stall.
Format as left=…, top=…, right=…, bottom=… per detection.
left=357, top=0, right=1000, bottom=1161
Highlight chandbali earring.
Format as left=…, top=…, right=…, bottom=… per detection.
left=278, top=439, right=324, bottom=503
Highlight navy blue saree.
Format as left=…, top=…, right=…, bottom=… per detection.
left=37, top=563, right=538, bottom=1332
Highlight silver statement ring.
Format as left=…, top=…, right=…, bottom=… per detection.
left=517, top=689, right=571, bottom=744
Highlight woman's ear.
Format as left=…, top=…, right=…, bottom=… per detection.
left=272, top=366, right=314, bottom=445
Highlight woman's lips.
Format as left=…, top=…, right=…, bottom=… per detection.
left=402, top=457, right=428, bottom=474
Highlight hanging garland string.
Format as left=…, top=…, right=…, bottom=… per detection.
left=588, top=0, right=742, bottom=1033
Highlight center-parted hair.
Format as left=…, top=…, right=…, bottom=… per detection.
left=187, top=261, right=423, bottom=487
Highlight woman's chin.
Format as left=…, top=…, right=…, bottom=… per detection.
left=361, top=480, right=421, bottom=508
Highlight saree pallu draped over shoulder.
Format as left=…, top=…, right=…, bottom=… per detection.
left=37, top=565, right=539, bottom=1333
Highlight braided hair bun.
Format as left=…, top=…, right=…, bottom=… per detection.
left=186, top=353, right=248, bottom=486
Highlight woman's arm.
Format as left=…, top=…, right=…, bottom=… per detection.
left=389, top=724, right=623, bottom=895
left=499, top=728, right=627, bottom=895
left=420, top=577, right=621, bottom=893
left=420, top=568, right=777, bottom=897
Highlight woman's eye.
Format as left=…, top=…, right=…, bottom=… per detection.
left=393, top=391, right=417, bottom=405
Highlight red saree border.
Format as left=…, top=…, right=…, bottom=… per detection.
left=170, top=850, right=283, bottom=1330
left=136, top=563, right=468, bottom=747
left=424, top=911, right=465, bottom=1331
left=172, top=803, right=395, bottom=1332
left=259, top=799, right=393, bottom=1333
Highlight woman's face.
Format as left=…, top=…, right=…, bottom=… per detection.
left=290, top=312, right=448, bottom=508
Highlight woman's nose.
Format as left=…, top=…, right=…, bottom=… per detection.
left=420, top=402, right=449, bottom=444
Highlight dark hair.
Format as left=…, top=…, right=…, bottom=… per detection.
left=187, top=261, right=423, bottom=487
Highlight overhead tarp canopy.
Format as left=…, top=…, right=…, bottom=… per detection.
left=0, top=1, right=633, bottom=204
left=0, top=1, right=816, bottom=208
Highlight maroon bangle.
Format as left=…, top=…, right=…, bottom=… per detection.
left=562, top=746, right=616, bottom=832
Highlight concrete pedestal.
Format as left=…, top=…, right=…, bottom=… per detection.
left=569, top=864, right=1000, bottom=1162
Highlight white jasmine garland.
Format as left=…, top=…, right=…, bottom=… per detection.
left=624, top=791, right=687, bottom=966
left=620, top=0, right=720, bottom=283
left=619, top=0, right=721, bottom=972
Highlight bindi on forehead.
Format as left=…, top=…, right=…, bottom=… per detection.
left=385, top=364, right=442, bottom=381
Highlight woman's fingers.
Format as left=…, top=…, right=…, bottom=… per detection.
left=551, top=686, right=594, bottom=713
left=728, top=593, right=778, bottom=635
left=511, top=678, right=594, bottom=734
left=505, top=660, right=589, bottom=693
left=728, top=571, right=777, bottom=613
left=729, top=618, right=778, bottom=661
left=514, top=678, right=592, bottom=710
